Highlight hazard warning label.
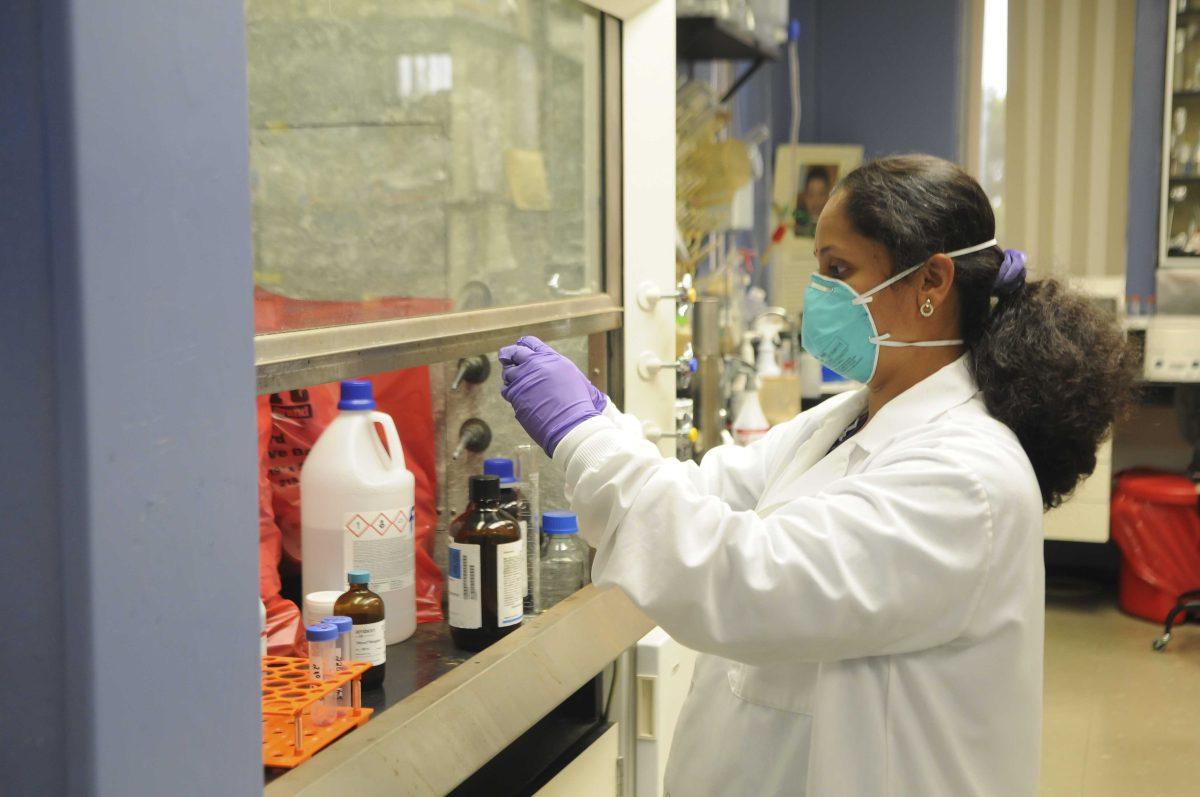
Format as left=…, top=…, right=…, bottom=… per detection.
left=342, top=507, right=414, bottom=593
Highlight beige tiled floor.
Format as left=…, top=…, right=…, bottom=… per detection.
left=1041, top=593, right=1200, bottom=796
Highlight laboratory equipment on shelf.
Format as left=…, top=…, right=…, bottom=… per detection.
left=305, top=623, right=339, bottom=727
left=676, top=82, right=755, bottom=272
left=540, top=511, right=589, bottom=610
left=320, top=615, right=353, bottom=711
left=1144, top=315, right=1200, bottom=382
left=334, top=571, right=386, bottom=690
left=300, top=379, right=416, bottom=645
left=448, top=475, right=524, bottom=651
left=451, top=418, right=493, bottom=460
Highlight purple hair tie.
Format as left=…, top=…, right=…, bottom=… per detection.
left=994, top=248, right=1027, bottom=295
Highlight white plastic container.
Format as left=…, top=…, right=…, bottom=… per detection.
left=733, top=389, right=769, bottom=446
left=301, top=380, right=416, bottom=645
left=303, top=590, right=343, bottom=628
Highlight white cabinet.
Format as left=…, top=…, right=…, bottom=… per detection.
left=535, top=725, right=619, bottom=797
left=1043, top=438, right=1113, bottom=543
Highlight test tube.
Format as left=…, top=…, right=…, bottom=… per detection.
left=321, top=615, right=353, bottom=714
left=305, top=623, right=338, bottom=727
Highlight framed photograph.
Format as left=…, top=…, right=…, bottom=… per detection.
left=770, top=144, right=864, bottom=314
left=771, top=144, right=864, bottom=240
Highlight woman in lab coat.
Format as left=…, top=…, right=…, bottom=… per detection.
left=499, top=155, right=1137, bottom=796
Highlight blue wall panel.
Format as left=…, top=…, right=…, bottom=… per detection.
left=1127, top=0, right=1168, bottom=297
left=2, top=1, right=261, bottom=794
left=0, top=2, right=68, bottom=792
left=772, top=0, right=965, bottom=161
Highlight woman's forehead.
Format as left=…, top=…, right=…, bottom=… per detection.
left=815, top=197, right=893, bottom=268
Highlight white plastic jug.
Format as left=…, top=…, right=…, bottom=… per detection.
left=733, top=389, right=769, bottom=446
left=301, top=380, right=416, bottom=645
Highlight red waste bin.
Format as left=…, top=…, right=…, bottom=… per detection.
left=1110, top=471, right=1200, bottom=622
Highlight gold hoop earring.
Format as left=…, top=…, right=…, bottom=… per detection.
left=920, top=298, right=935, bottom=318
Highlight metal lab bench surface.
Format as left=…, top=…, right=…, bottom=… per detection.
left=265, top=585, right=653, bottom=797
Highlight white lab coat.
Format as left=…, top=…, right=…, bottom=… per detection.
left=553, top=356, right=1044, bottom=796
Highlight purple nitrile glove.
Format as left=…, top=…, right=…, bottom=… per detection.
left=499, top=336, right=604, bottom=456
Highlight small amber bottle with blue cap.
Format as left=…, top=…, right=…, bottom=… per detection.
left=334, top=570, right=386, bottom=689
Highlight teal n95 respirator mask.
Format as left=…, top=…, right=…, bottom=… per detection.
left=800, top=239, right=997, bottom=383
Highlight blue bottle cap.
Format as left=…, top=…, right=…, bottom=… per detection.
left=542, top=510, right=579, bottom=535
left=338, top=379, right=376, bottom=411
left=347, top=569, right=371, bottom=584
left=305, top=622, right=338, bottom=642
left=483, top=458, right=517, bottom=485
left=321, top=616, right=353, bottom=634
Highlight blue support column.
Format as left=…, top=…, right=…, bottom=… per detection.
left=2, top=1, right=260, bottom=794
left=1126, top=0, right=1168, bottom=297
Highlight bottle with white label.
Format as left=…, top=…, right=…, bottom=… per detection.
left=301, top=379, right=416, bottom=645
left=334, top=570, right=386, bottom=690
left=448, top=475, right=523, bottom=651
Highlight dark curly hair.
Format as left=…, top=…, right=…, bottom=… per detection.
left=836, top=155, right=1139, bottom=509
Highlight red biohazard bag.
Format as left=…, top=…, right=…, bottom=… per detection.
left=257, top=396, right=307, bottom=656
left=1110, top=470, right=1200, bottom=622
left=259, top=368, right=443, bottom=648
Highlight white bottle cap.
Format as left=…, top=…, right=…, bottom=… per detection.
left=303, top=590, right=344, bottom=627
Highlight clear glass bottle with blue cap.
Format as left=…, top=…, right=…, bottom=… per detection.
left=539, top=511, right=589, bottom=609
left=483, top=457, right=533, bottom=611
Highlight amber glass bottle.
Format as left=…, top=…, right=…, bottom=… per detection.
left=448, top=475, right=524, bottom=651
left=333, top=570, right=386, bottom=689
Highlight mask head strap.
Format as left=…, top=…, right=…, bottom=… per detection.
left=851, top=238, right=999, bottom=306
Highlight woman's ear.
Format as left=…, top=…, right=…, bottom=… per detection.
left=921, top=254, right=956, bottom=306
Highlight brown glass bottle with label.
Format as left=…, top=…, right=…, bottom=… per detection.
left=334, top=570, right=386, bottom=689
left=448, top=475, right=524, bottom=651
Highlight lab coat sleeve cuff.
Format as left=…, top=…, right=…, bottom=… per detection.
left=553, top=415, right=618, bottom=471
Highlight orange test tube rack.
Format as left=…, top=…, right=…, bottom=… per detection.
left=262, top=655, right=374, bottom=769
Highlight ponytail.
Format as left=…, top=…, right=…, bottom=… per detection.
left=968, top=279, right=1138, bottom=508
left=839, top=156, right=1139, bottom=509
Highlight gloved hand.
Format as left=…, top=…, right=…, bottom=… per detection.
left=499, top=336, right=605, bottom=455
